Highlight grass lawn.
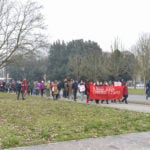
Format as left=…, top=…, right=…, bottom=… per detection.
left=0, top=93, right=150, bottom=149
left=129, top=88, right=145, bottom=95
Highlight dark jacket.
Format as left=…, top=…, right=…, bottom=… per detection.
left=146, top=81, right=150, bottom=94
left=85, top=83, right=90, bottom=95
left=72, top=82, right=78, bottom=91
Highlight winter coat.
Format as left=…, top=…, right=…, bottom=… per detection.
left=53, top=83, right=58, bottom=95
left=40, top=82, right=45, bottom=90
left=72, top=82, right=78, bottom=91
left=22, top=81, right=28, bottom=94
left=146, top=82, right=150, bottom=94
left=58, top=82, right=62, bottom=91
left=68, top=82, right=72, bottom=95
left=78, top=83, right=85, bottom=93
left=46, top=82, right=50, bottom=90
left=85, top=83, right=90, bottom=95
left=123, top=84, right=128, bottom=96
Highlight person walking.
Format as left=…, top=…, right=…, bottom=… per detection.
left=40, top=81, right=45, bottom=97
left=57, top=81, right=62, bottom=98
left=78, top=80, right=85, bottom=101
left=22, top=79, right=28, bottom=99
left=33, top=81, right=37, bottom=95
left=85, top=80, right=90, bottom=104
left=63, top=78, right=68, bottom=98
left=51, top=82, right=54, bottom=98
left=17, top=80, right=25, bottom=100
left=122, top=82, right=128, bottom=104
left=45, top=80, right=50, bottom=97
left=95, top=81, right=100, bottom=104
left=30, top=80, right=34, bottom=95
left=68, top=79, right=73, bottom=99
left=72, top=80, right=78, bottom=101
left=53, top=80, right=58, bottom=100
left=101, top=81, right=109, bottom=104
left=146, top=80, right=150, bottom=100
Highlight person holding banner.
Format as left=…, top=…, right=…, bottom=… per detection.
left=122, top=82, right=128, bottom=104
left=85, top=80, right=90, bottom=104
left=101, top=81, right=109, bottom=104
left=95, top=81, right=100, bottom=104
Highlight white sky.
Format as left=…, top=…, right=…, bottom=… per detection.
left=36, top=0, right=150, bottom=51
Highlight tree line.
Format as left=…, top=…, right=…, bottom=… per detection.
left=8, top=39, right=137, bottom=82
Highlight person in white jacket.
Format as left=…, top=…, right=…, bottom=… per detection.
left=78, top=80, right=85, bottom=101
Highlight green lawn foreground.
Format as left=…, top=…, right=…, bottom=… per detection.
left=0, top=93, right=150, bottom=149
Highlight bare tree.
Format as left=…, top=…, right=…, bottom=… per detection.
left=135, top=33, right=150, bottom=86
left=0, top=0, right=46, bottom=69
left=110, top=37, right=124, bottom=52
left=130, top=45, right=140, bottom=88
left=69, top=50, right=103, bottom=81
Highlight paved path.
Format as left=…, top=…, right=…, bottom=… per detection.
left=102, top=103, right=150, bottom=113
left=128, top=94, right=150, bottom=103
left=59, top=95, right=150, bottom=113
left=10, top=132, right=150, bottom=150
left=98, top=94, right=150, bottom=113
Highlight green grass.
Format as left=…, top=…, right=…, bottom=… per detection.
left=0, top=93, right=150, bottom=149
left=129, top=88, right=145, bottom=95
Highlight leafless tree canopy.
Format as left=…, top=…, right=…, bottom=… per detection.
left=0, top=0, right=46, bottom=69
left=134, top=33, right=150, bottom=85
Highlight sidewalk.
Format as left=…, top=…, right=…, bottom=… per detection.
left=58, top=96, right=150, bottom=113
left=9, top=132, right=150, bottom=150
left=100, top=103, right=150, bottom=113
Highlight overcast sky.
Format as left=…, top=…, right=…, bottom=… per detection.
left=36, top=0, right=150, bottom=51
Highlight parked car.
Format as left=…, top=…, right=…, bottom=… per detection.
left=136, top=83, right=144, bottom=88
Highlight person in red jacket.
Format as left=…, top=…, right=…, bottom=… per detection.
left=22, top=79, right=28, bottom=98
left=122, top=82, right=128, bottom=104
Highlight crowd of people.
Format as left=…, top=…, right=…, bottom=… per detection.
left=0, top=78, right=129, bottom=104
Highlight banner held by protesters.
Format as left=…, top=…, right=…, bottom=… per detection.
left=90, top=84, right=123, bottom=100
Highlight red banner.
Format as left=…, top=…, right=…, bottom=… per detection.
left=90, top=84, right=123, bottom=100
